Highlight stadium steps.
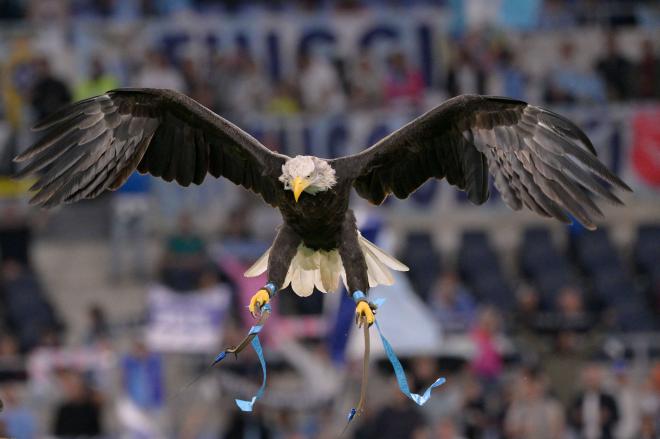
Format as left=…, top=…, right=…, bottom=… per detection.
left=32, top=239, right=154, bottom=343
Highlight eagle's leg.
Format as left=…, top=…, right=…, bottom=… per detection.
left=339, top=211, right=375, bottom=326
left=248, top=223, right=301, bottom=318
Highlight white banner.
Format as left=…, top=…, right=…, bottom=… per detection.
left=145, top=284, right=231, bottom=353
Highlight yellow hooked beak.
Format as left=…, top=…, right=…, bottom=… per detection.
left=292, top=176, right=311, bottom=202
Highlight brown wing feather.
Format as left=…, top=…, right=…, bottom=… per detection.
left=15, top=88, right=288, bottom=208
left=334, top=95, right=631, bottom=230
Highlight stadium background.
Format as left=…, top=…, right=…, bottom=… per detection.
left=0, top=0, right=659, bottom=438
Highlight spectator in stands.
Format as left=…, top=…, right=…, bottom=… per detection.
left=461, top=375, right=488, bottom=439
left=0, top=334, right=25, bottom=384
left=136, top=50, right=185, bottom=91
left=0, top=202, right=32, bottom=267
left=567, top=362, right=620, bottom=439
left=356, top=377, right=427, bottom=439
left=512, top=285, right=545, bottom=364
left=469, top=307, right=503, bottom=385
left=110, top=171, right=150, bottom=282
left=349, top=54, right=383, bottom=109
left=0, top=383, right=37, bottom=439
left=0, top=382, right=39, bottom=439
left=429, top=271, right=477, bottom=333
left=487, top=47, right=527, bottom=100
left=118, top=339, right=164, bottom=435
left=84, top=303, right=110, bottom=346
left=26, top=0, right=69, bottom=24
left=513, top=284, right=540, bottom=333
left=74, top=55, right=120, bottom=101
left=2, top=38, right=36, bottom=130
left=266, top=80, right=301, bottom=115
left=504, top=368, right=565, bottom=439
left=0, top=0, right=24, bottom=20
left=445, top=47, right=486, bottom=97
left=411, top=357, right=455, bottom=425
left=159, top=212, right=208, bottom=291
left=2, top=259, right=61, bottom=351
left=227, top=52, right=270, bottom=118
left=180, top=56, right=214, bottom=110
left=639, top=362, right=660, bottom=437
left=635, top=38, right=660, bottom=100
left=544, top=41, right=606, bottom=104
left=595, top=32, right=633, bottom=101
left=52, top=369, right=104, bottom=437
left=543, top=331, right=594, bottom=407
left=612, top=362, right=642, bottom=439
left=222, top=409, right=271, bottom=439
left=29, top=56, right=71, bottom=122
left=538, top=0, right=577, bottom=29
left=383, top=51, right=425, bottom=107
left=298, top=52, right=346, bottom=113
left=554, top=286, right=594, bottom=332
left=433, top=417, right=466, bottom=439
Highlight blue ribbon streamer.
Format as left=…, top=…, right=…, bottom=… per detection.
left=212, top=303, right=271, bottom=412
left=235, top=335, right=267, bottom=411
left=371, top=298, right=446, bottom=405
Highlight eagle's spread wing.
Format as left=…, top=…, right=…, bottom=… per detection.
left=334, top=95, right=631, bottom=230
left=14, top=88, right=288, bottom=207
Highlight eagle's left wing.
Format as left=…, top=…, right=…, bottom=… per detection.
left=333, top=95, right=631, bottom=230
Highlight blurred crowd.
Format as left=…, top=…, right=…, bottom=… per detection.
left=0, top=0, right=658, bottom=24
left=0, top=201, right=659, bottom=438
left=0, top=3, right=658, bottom=143
left=0, top=0, right=659, bottom=438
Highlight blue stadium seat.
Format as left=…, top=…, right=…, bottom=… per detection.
left=634, top=224, right=660, bottom=276
left=400, top=231, right=442, bottom=300
left=458, top=231, right=513, bottom=310
left=574, top=228, right=621, bottom=275
left=519, top=227, right=577, bottom=307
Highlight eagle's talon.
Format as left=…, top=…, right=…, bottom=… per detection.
left=355, top=300, right=375, bottom=326
left=249, top=289, right=270, bottom=318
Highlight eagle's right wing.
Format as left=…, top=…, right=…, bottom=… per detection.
left=15, top=88, right=288, bottom=207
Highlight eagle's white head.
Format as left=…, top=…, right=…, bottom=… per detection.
left=280, top=155, right=336, bottom=202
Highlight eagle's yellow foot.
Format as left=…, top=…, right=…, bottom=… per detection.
left=355, top=301, right=376, bottom=327
left=249, top=289, right=270, bottom=318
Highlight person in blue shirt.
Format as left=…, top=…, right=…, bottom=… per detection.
left=0, top=383, right=38, bottom=439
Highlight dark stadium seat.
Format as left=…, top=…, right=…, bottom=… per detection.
left=616, top=301, right=657, bottom=332
left=400, top=231, right=442, bottom=300
left=519, top=227, right=577, bottom=307
left=634, top=224, right=660, bottom=276
left=471, top=271, right=515, bottom=310
left=573, top=228, right=622, bottom=275
left=535, top=268, right=575, bottom=308
left=458, top=230, right=498, bottom=281
left=592, top=268, right=639, bottom=306
left=458, top=231, right=514, bottom=310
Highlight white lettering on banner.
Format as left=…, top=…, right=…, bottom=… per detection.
left=145, top=284, right=231, bottom=353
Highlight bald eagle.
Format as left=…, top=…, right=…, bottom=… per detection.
left=14, top=89, right=630, bottom=324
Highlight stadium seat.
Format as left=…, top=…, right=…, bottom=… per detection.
left=458, top=231, right=514, bottom=310
left=400, top=231, right=442, bottom=300
left=634, top=224, right=660, bottom=276
left=519, top=227, right=577, bottom=307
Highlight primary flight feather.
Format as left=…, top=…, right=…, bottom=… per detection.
left=14, top=89, right=630, bottom=324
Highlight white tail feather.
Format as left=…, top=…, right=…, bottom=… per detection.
left=244, top=247, right=271, bottom=277
left=243, top=232, right=408, bottom=297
